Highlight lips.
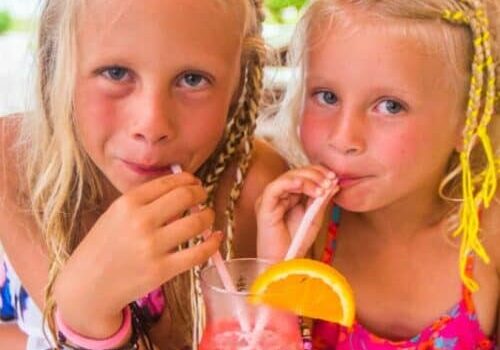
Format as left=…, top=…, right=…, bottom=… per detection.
left=121, top=159, right=174, bottom=176
left=337, top=175, right=367, bottom=187
left=327, top=168, right=372, bottom=188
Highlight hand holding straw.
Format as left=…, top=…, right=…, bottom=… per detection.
left=250, top=191, right=332, bottom=346
left=170, top=164, right=251, bottom=333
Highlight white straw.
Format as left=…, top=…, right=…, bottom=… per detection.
left=170, top=165, right=251, bottom=333
left=285, top=193, right=330, bottom=260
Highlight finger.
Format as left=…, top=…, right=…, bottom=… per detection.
left=145, top=184, right=208, bottom=226
left=258, top=175, right=304, bottom=213
left=304, top=178, right=339, bottom=207
left=259, top=167, right=338, bottom=217
left=287, top=166, right=335, bottom=189
left=157, top=208, right=215, bottom=251
left=161, top=232, right=223, bottom=280
left=125, top=172, right=200, bottom=205
left=327, top=181, right=340, bottom=199
left=307, top=164, right=337, bottom=180
left=279, top=193, right=304, bottom=212
left=289, top=175, right=335, bottom=199
left=307, top=183, right=339, bottom=233
left=259, top=175, right=328, bottom=218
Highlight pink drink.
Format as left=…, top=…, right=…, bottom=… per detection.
left=199, top=318, right=303, bottom=350
left=200, top=259, right=304, bottom=350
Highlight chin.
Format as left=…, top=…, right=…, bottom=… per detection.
left=114, top=177, right=150, bottom=193
left=333, top=191, right=379, bottom=213
left=102, top=170, right=139, bottom=195
left=100, top=178, right=125, bottom=195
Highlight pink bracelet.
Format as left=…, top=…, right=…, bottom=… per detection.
left=55, top=306, right=132, bottom=350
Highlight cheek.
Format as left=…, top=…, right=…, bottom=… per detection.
left=74, top=83, right=120, bottom=156
left=375, top=127, right=446, bottom=179
left=179, top=98, right=228, bottom=163
left=299, top=113, right=328, bottom=159
left=375, top=129, right=421, bottom=169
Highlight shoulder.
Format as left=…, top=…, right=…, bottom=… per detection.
left=218, top=137, right=289, bottom=212
left=0, top=115, right=48, bottom=308
left=0, top=113, right=31, bottom=224
left=234, top=138, right=288, bottom=252
left=0, top=113, right=33, bottom=235
left=215, top=138, right=289, bottom=257
left=0, top=114, right=23, bottom=151
left=241, top=138, right=290, bottom=198
left=0, top=115, right=24, bottom=198
left=0, top=114, right=22, bottom=151
left=481, top=189, right=500, bottom=275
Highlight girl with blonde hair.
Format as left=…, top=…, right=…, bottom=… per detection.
left=257, top=0, right=500, bottom=348
left=0, top=0, right=287, bottom=349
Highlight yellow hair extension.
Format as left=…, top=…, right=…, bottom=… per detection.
left=442, top=2, right=498, bottom=291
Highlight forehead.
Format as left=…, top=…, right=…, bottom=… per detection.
left=76, top=0, right=247, bottom=64
left=307, top=12, right=467, bottom=91
left=309, top=10, right=445, bottom=59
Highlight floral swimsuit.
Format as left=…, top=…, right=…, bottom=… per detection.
left=311, top=207, right=496, bottom=350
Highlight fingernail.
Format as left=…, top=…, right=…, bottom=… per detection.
left=315, top=188, right=324, bottom=196
left=327, top=171, right=336, bottom=179
left=322, top=179, right=332, bottom=189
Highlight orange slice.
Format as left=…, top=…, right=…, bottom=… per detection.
left=249, top=258, right=355, bottom=327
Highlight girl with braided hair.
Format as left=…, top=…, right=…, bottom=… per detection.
left=0, top=0, right=287, bottom=349
left=257, top=0, right=500, bottom=348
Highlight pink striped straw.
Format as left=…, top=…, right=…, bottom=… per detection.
left=170, top=164, right=251, bottom=333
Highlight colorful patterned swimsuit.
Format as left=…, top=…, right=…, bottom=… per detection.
left=0, top=254, right=166, bottom=350
left=312, top=207, right=496, bottom=350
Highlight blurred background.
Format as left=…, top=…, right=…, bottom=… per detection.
left=0, top=0, right=308, bottom=116
left=0, top=0, right=38, bottom=116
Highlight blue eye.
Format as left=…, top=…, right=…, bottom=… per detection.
left=314, top=90, right=338, bottom=105
left=101, top=66, right=130, bottom=82
left=377, top=99, right=404, bottom=115
left=178, top=73, right=209, bottom=89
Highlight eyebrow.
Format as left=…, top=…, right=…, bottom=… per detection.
left=306, top=74, right=414, bottom=94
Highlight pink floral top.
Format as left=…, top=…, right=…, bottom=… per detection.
left=312, top=208, right=496, bottom=350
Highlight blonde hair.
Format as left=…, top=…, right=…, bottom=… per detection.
left=275, top=0, right=499, bottom=290
left=18, top=0, right=265, bottom=347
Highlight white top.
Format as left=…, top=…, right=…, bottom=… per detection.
left=0, top=254, right=55, bottom=350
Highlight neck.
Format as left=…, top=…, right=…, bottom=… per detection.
left=101, top=176, right=121, bottom=208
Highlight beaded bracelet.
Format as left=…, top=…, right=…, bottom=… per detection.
left=56, top=307, right=134, bottom=350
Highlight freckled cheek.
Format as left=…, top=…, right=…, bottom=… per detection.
left=375, top=131, right=422, bottom=171
left=299, top=114, right=328, bottom=159
left=74, top=85, right=122, bottom=155
left=180, top=101, right=228, bottom=166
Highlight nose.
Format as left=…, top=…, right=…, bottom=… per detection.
left=130, top=87, right=175, bottom=145
left=327, top=108, right=366, bottom=156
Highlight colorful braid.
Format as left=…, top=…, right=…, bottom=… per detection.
left=224, top=44, right=265, bottom=258
left=189, top=1, right=266, bottom=346
left=442, top=0, right=498, bottom=291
